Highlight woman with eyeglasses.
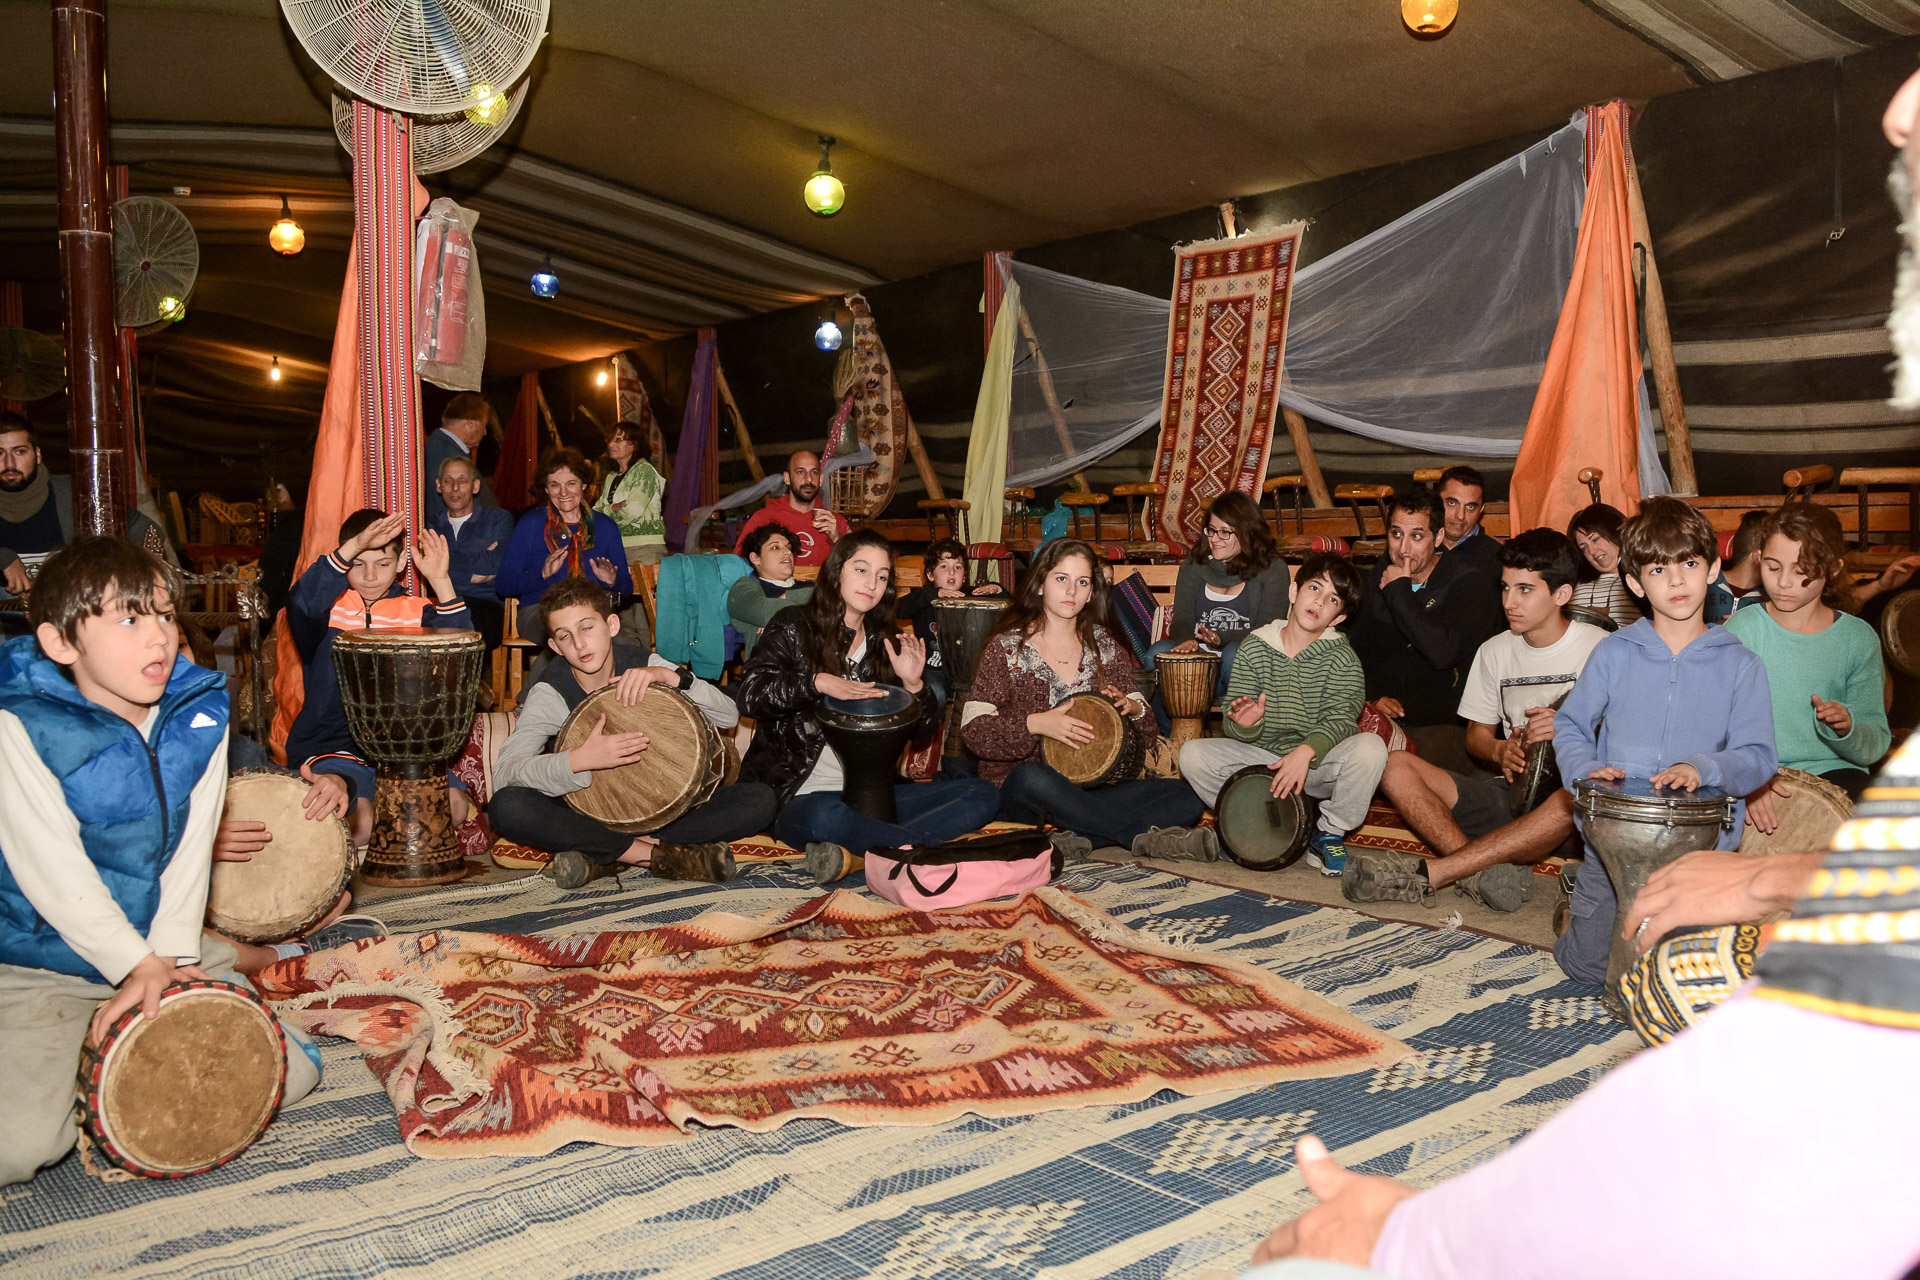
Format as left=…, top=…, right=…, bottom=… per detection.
left=495, top=447, right=634, bottom=642
left=1144, top=491, right=1292, bottom=732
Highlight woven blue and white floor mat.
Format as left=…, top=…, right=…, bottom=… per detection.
left=0, top=861, right=1633, bottom=1279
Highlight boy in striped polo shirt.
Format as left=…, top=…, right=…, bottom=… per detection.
left=1176, top=552, right=1385, bottom=875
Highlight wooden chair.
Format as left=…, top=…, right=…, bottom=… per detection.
left=1333, top=483, right=1394, bottom=551
left=1263, top=474, right=1309, bottom=537
left=494, top=598, right=538, bottom=712
left=1839, top=467, right=1920, bottom=550
left=893, top=555, right=925, bottom=590
left=1111, top=482, right=1177, bottom=561
left=1782, top=464, right=1835, bottom=504
left=1412, top=467, right=1444, bottom=485
left=1003, top=488, right=1037, bottom=544
left=1576, top=468, right=1605, bottom=507
left=917, top=498, right=970, bottom=543
left=1060, top=491, right=1110, bottom=542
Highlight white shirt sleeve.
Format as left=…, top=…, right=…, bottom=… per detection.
left=0, top=711, right=154, bottom=983
left=1454, top=634, right=1505, bottom=728
left=145, top=734, right=230, bottom=964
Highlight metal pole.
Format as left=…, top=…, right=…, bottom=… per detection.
left=51, top=0, right=124, bottom=538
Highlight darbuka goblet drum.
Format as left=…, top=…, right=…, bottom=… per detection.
left=553, top=685, right=721, bottom=834
left=1214, top=763, right=1311, bottom=871
left=1573, top=776, right=1735, bottom=1019
left=932, top=598, right=1009, bottom=758
left=1154, top=650, right=1221, bottom=753
left=1040, top=693, right=1144, bottom=788
left=333, top=628, right=486, bottom=886
left=816, top=686, right=924, bottom=823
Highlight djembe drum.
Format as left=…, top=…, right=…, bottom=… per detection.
left=1214, top=763, right=1312, bottom=871
left=207, top=769, right=355, bottom=943
left=78, top=980, right=287, bottom=1178
left=333, top=628, right=486, bottom=886
left=816, top=686, right=924, bottom=821
left=1041, top=693, right=1144, bottom=788
left=932, top=597, right=1008, bottom=758
left=1154, top=650, right=1221, bottom=753
left=1881, top=589, right=1920, bottom=678
left=553, top=685, right=722, bottom=834
left=1573, top=776, right=1735, bottom=1019
left=1738, top=766, right=1852, bottom=858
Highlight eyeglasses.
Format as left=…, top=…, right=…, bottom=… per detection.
left=1204, top=525, right=1235, bottom=540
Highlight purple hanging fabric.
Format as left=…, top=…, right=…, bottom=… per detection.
left=663, top=329, right=717, bottom=552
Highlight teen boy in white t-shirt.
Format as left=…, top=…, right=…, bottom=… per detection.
left=1350, top=529, right=1605, bottom=912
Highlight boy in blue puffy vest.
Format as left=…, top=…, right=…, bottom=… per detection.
left=0, top=538, right=321, bottom=1185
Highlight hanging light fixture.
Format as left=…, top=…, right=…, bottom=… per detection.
left=269, top=356, right=282, bottom=383
left=803, top=134, right=846, bottom=217
left=595, top=367, right=609, bottom=387
left=268, top=196, right=305, bottom=255
left=813, top=319, right=844, bottom=352
left=530, top=253, right=559, bottom=298
left=1401, top=0, right=1459, bottom=34
left=464, top=82, right=509, bottom=127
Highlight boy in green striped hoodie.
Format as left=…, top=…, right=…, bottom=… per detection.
left=1176, top=552, right=1385, bottom=874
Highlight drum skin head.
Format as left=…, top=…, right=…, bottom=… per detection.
left=554, top=686, right=718, bottom=834
left=85, top=983, right=285, bottom=1177
left=1040, top=694, right=1134, bottom=785
left=208, top=770, right=355, bottom=943
left=1738, top=766, right=1852, bottom=859
left=1216, top=765, right=1308, bottom=870
left=823, top=686, right=916, bottom=717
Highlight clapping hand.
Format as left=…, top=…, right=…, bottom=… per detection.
left=414, top=528, right=456, bottom=598
left=1228, top=693, right=1266, bottom=729
left=887, top=634, right=928, bottom=689
left=566, top=713, right=650, bottom=772
left=542, top=546, right=570, bottom=578
left=1811, top=694, right=1852, bottom=737
left=590, top=557, right=620, bottom=586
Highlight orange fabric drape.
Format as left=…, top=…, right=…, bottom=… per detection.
left=1509, top=103, right=1644, bottom=535
left=494, top=371, right=540, bottom=514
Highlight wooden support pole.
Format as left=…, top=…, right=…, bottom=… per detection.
left=1013, top=302, right=1089, bottom=492
left=712, top=363, right=765, bottom=482
left=1622, top=139, right=1697, bottom=496
left=534, top=385, right=563, bottom=450
left=904, top=418, right=944, bottom=502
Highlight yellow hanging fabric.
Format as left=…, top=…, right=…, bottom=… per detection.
left=963, top=280, right=1021, bottom=555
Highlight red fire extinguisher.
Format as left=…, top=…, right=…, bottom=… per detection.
left=415, top=203, right=471, bottom=368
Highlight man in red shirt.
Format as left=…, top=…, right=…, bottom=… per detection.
left=731, top=450, right=849, bottom=567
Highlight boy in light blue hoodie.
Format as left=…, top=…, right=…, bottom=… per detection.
left=1552, top=497, right=1777, bottom=986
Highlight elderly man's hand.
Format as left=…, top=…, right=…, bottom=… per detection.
left=1251, top=1135, right=1417, bottom=1267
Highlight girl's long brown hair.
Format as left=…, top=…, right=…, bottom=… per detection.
left=1758, top=501, right=1855, bottom=612
left=798, top=529, right=904, bottom=681
left=989, top=539, right=1112, bottom=658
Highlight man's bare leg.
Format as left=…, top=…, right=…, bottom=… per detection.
left=1423, top=792, right=1576, bottom=889
left=1380, top=752, right=1471, bottom=855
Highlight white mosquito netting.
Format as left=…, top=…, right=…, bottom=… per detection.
left=1003, top=115, right=1669, bottom=493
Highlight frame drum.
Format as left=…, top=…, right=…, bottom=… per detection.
left=1738, top=766, right=1852, bottom=859
left=1566, top=604, right=1619, bottom=633
left=1574, top=777, right=1735, bottom=1018
left=1880, top=589, right=1920, bottom=678
left=1040, top=693, right=1145, bottom=788
left=1214, top=763, right=1311, bottom=871
left=816, top=685, right=924, bottom=822
left=932, top=598, right=1010, bottom=758
left=207, top=768, right=355, bottom=943
left=554, top=685, right=721, bottom=834
left=78, top=980, right=286, bottom=1178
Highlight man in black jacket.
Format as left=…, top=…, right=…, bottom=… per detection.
left=1350, top=489, right=1504, bottom=755
left=1435, top=465, right=1502, bottom=579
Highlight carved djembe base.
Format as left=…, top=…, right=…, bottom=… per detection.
left=362, top=764, right=466, bottom=887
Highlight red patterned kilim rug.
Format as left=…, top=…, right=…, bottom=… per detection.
left=258, top=888, right=1407, bottom=1159
left=1151, top=224, right=1307, bottom=546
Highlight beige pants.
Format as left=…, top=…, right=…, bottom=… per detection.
left=0, top=933, right=321, bottom=1185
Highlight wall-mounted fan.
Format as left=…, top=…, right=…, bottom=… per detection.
left=0, top=329, right=65, bottom=402
left=112, top=197, right=199, bottom=332
left=282, top=0, right=549, bottom=119
left=331, top=82, right=528, bottom=174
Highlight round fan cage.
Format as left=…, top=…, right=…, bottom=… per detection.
left=282, top=0, right=549, bottom=118
left=332, top=81, right=528, bottom=173
left=112, top=197, right=199, bottom=332
left=0, top=329, right=66, bottom=402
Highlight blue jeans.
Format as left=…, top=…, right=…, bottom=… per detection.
left=1144, top=638, right=1240, bottom=735
left=996, top=760, right=1204, bottom=850
left=777, top=778, right=1002, bottom=855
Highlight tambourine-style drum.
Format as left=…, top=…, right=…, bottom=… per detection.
left=78, top=980, right=286, bottom=1178
left=1514, top=739, right=1560, bottom=817
left=1154, top=650, right=1221, bottom=753
left=1566, top=604, right=1619, bottom=633
left=1574, top=776, right=1736, bottom=1018
left=932, top=598, right=1009, bottom=758
left=1881, top=588, right=1920, bottom=678
left=333, top=628, right=486, bottom=886
left=207, top=768, right=355, bottom=943
left=1041, top=693, right=1145, bottom=789
left=1739, top=766, right=1852, bottom=859
left=815, top=686, right=923, bottom=822
left=1214, top=763, right=1311, bottom=871
left=554, top=685, right=721, bottom=835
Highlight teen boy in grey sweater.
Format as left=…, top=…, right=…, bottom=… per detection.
left=1177, top=553, right=1387, bottom=876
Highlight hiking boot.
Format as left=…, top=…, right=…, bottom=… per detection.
left=304, top=914, right=389, bottom=951
left=1453, top=862, right=1535, bottom=913
left=1048, top=830, right=1093, bottom=861
left=552, top=850, right=621, bottom=890
left=1341, top=848, right=1433, bottom=904
left=805, top=842, right=864, bottom=885
left=1131, top=826, right=1220, bottom=863
left=648, top=841, right=737, bottom=884
left=1303, top=830, right=1348, bottom=876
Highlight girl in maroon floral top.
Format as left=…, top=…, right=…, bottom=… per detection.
left=961, top=540, right=1212, bottom=859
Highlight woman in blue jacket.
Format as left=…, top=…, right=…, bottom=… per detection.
left=494, top=447, right=633, bottom=641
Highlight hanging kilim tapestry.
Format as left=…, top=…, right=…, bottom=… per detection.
left=257, top=887, right=1406, bottom=1159
left=839, top=293, right=908, bottom=516
left=1151, top=225, right=1306, bottom=546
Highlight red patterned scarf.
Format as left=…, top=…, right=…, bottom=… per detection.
left=544, top=503, right=588, bottom=578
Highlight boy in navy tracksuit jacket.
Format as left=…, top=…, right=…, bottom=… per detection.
left=1553, top=498, right=1777, bottom=985
left=285, top=508, right=471, bottom=847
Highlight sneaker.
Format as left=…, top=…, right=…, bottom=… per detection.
left=1047, top=830, right=1093, bottom=861
left=1453, top=862, right=1535, bottom=913
left=1341, top=848, right=1433, bottom=904
left=805, top=842, right=864, bottom=885
left=552, top=849, right=620, bottom=890
left=1303, top=830, right=1348, bottom=876
left=1130, top=826, right=1220, bottom=863
left=304, top=914, right=389, bottom=951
